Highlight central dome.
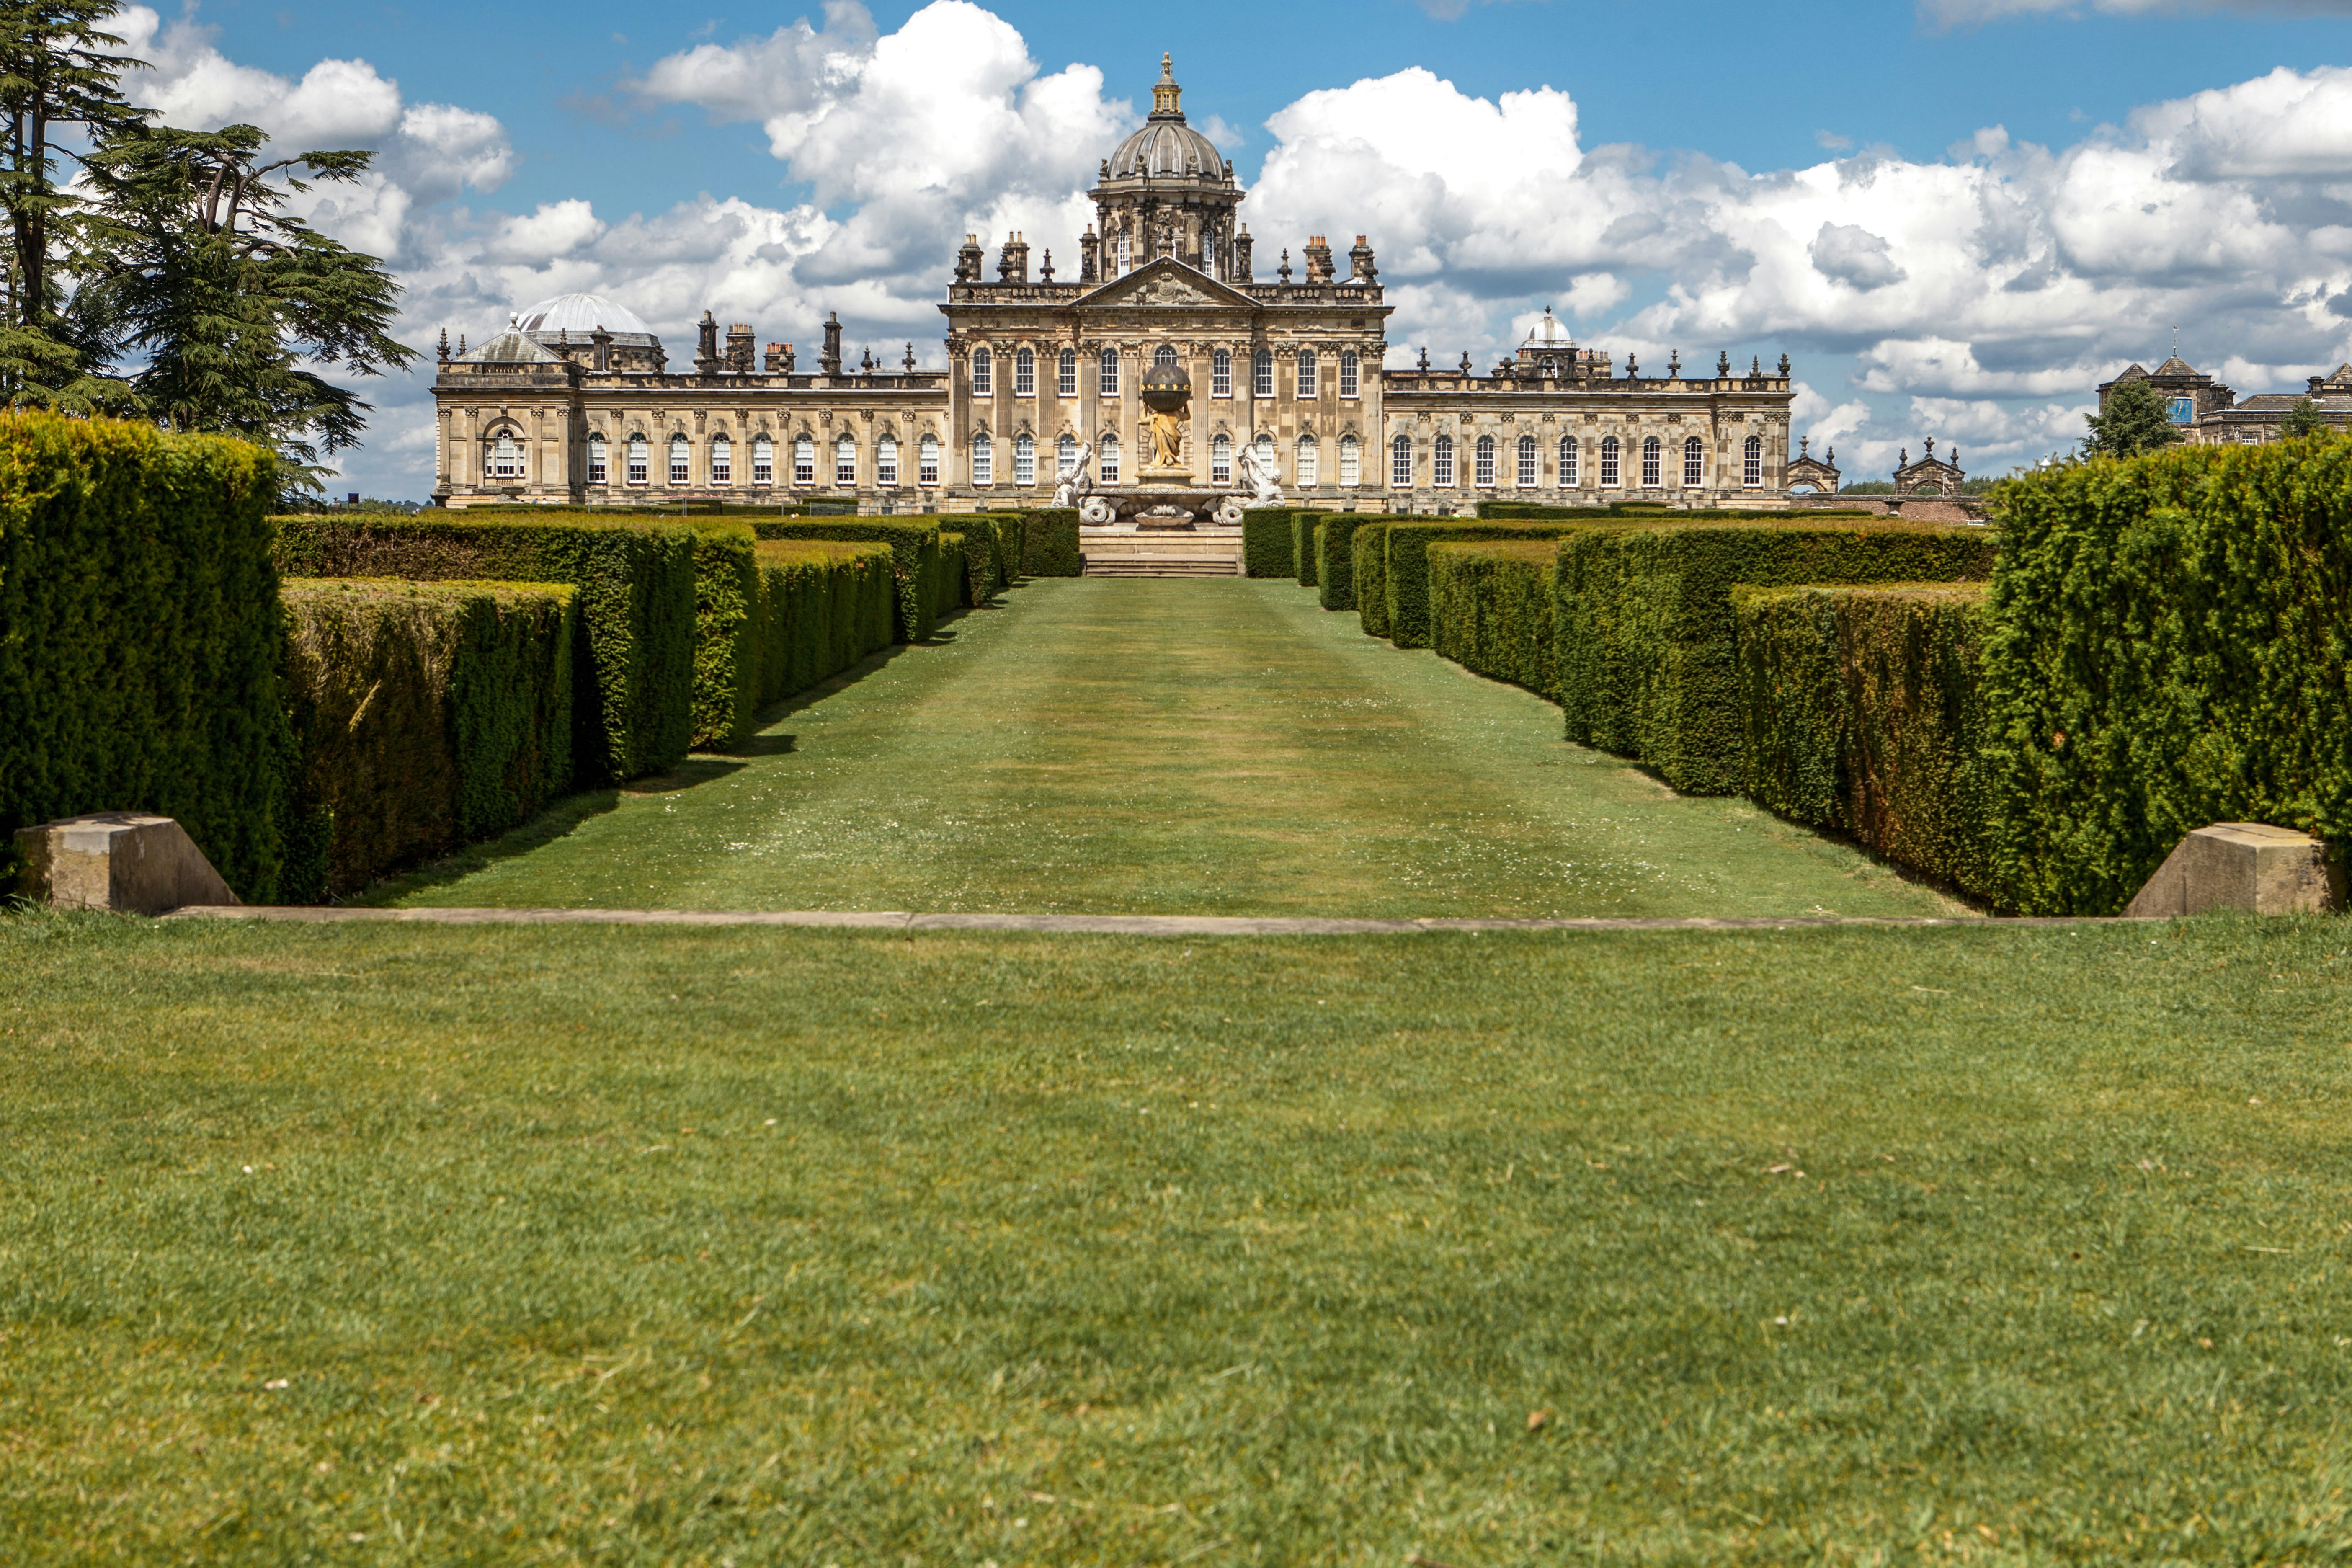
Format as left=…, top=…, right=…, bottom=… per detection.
left=1103, top=54, right=1225, bottom=183
left=516, top=291, right=657, bottom=346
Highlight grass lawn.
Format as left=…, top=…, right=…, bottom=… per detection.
left=6, top=910, right=2352, bottom=1563
left=377, top=580, right=1961, bottom=920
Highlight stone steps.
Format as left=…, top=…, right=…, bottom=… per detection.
left=1080, top=531, right=1243, bottom=578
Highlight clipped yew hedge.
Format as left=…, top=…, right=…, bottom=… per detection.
left=0, top=413, right=294, bottom=900
left=1429, top=540, right=1563, bottom=699
left=682, top=519, right=762, bottom=748
left=1981, top=443, right=2352, bottom=914
left=1020, top=508, right=1083, bottom=577
left=1316, top=516, right=1369, bottom=611
left=1557, top=521, right=1998, bottom=795
left=753, top=518, right=945, bottom=642
left=276, top=513, right=699, bottom=784
left=751, top=541, right=895, bottom=703
left=1353, top=521, right=1396, bottom=637
left=1734, top=583, right=1997, bottom=902
left=1382, top=521, right=1600, bottom=649
left=281, top=578, right=573, bottom=897
left=1290, top=512, right=1320, bottom=588
left=1242, top=508, right=1295, bottom=578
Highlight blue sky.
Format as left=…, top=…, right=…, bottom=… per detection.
left=121, top=0, right=2352, bottom=496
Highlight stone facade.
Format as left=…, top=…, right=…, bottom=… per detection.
left=432, top=57, right=1803, bottom=513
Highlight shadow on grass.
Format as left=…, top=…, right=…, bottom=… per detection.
left=349, top=788, right=623, bottom=907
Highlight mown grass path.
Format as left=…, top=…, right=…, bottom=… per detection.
left=392, top=580, right=1955, bottom=917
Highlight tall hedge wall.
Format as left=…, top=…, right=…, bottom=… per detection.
left=1316, top=515, right=1369, bottom=611
left=1290, top=512, right=1320, bottom=588
left=1429, top=540, right=1563, bottom=699
left=1353, top=521, right=1396, bottom=637
left=751, top=541, right=895, bottom=704
left=1733, top=583, right=1998, bottom=903
left=275, top=514, right=699, bottom=784
left=0, top=414, right=294, bottom=900
left=281, top=578, right=573, bottom=897
left=1020, top=508, right=1083, bottom=577
left=1556, top=522, right=1998, bottom=795
left=1981, top=443, right=2352, bottom=914
left=1241, top=508, right=1295, bottom=578
left=683, top=520, right=761, bottom=748
left=1382, top=521, right=1599, bottom=649
left=753, top=518, right=944, bottom=642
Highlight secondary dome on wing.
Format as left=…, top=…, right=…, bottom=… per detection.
left=1103, top=54, right=1228, bottom=182
left=516, top=291, right=658, bottom=346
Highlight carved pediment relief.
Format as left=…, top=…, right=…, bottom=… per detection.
left=1076, top=258, right=1255, bottom=312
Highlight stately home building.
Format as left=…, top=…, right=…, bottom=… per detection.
left=432, top=57, right=1801, bottom=515
left=2097, top=356, right=2352, bottom=444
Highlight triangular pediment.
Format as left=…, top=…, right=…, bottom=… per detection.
left=1076, top=257, right=1256, bottom=311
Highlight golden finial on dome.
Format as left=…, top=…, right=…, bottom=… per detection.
left=1153, top=53, right=1181, bottom=117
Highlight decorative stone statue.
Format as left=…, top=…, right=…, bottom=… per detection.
left=1235, top=442, right=1283, bottom=505
left=1052, top=441, right=1094, bottom=509
left=1148, top=407, right=1183, bottom=469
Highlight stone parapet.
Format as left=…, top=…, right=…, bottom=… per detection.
left=13, top=813, right=240, bottom=915
left=2123, top=823, right=2344, bottom=918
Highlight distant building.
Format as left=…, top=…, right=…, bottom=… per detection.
left=2097, top=356, right=2352, bottom=444
left=431, top=55, right=1804, bottom=514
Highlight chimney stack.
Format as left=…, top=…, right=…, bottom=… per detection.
left=821, top=312, right=843, bottom=378
left=725, top=323, right=755, bottom=374
left=998, top=231, right=1030, bottom=284
left=764, top=341, right=795, bottom=374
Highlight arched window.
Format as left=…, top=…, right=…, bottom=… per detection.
left=1253, top=432, right=1276, bottom=480
left=488, top=432, right=521, bottom=480
left=668, top=434, right=690, bottom=485
left=971, top=433, right=993, bottom=486
left=1099, top=347, right=1119, bottom=395
left=1057, top=347, right=1077, bottom=397
left=1339, top=433, right=1360, bottom=487
left=1154, top=343, right=1179, bottom=370
left=1475, top=434, right=1496, bottom=487
left=1253, top=348, right=1274, bottom=398
left=1297, top=350, right=1318, bottom=398
left=1297, top=433, right=1319, bottom=487
left=1014, top=347, right=1035, bottom=397
left=793, top=434, right=815, bottom=485
left=877, top=435, right=899, bottom=487
left=1211, top=348, right=1232, bottom=398
left=1600, top=435, right=1620, bottom=487
left=918, top=434, right=940, bottom=486
left=752, top=434, right=774, bottom=485
left=627, top=434, right=648, bottom=485
left=1684, top=436, right=1704, bottom=487
left=1056, top=433, right=1078, bottom=478
left=971, top=347, right=992, bottom=396
left=709, top=433, right=732, bottom=485
left=1117, top=231, right=1131, bottom=273
left=1433, top=434, right=1455, bottom=488
left=1641, top=436, right=1661, bottom=488
left=1099, top=436, right=1120, bottom=484
left=1559, top=435, right=1578, bottom=487
left=1210, top=432, right=1233, bottom=485
left=1340, top=351, right=1359, bottom=399
left=1516, top=434, right=1537, bottom=488
left=587, top=432, right=607, bottom=485
left=1014, top=432, right=1036, bottom=486
left=835, top=435, right=856, bottom=487
left=1743, top=434, right=1764, bottom=487
left=1391, top=434, right=1413, bottom=488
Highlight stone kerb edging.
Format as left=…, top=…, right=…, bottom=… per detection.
left=160, top=905, right=2146, bottom=935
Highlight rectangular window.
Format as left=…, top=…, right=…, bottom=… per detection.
left=1058, top=350, right=1077, bottom=398
left=627, top=438, right=647, bottom=485
left=1212, top=350, right=1231, bottom=398
left=1392, top=438, right=1411, bottom=488
left=1297, top=351, right=1318, bottom=398
left=1099, top=348, right=1119, bottom=396
left=753, top=438, right=773, bottom=485
left=1475, top=440, right=1495, bottom=488
left=1014, top=438, right=1035, bottom=486
left=710, top=440, right=731, bottom=485
left=836, top=442, right=856, bottom=487
left=1253, top=351, right=1273, bottom=398
left=1340, top=351, right=1359, bottom=399
left=1516, top=438, right=1535, bottom=488
left=972, top=439, right=992, bottom=486
left=919, top=439, right=939, bottom=486
left=972, top=351, right=992, bottom=396
left=1298, top=441, right=1318, bottom=486
left=794, top=438, right=815, bottom=486
left=669, top=444, right=689, bottom=485
left=1641, top=441, right=1661, bottom=488
left=1339, top=438, right=1359, bottom=487
left=1100, top=439, right=1119, bottom=484
left=588, top=438, right=607, bottom=484
left=1433, top=440, right=1454, bottom=488
left=1014, top=351, right=1034, bottom=397
left=1683, top=441, right=1703, bottom=487
left=1601, top=439, right=1620, bottom=488
left=877, top=439, right=898, bottom=487
left=1743, top=437, right=1763, bottom=487
left=1561, top=439, right=1578, bottom=487
left=1211, top=437, right=1232, bottom=485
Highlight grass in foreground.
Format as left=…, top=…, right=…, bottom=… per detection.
left=5, top=912, right=2352, bottom=1564
left=379, top=580, right=1959, bottom=918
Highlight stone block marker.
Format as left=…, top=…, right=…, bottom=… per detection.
left=13, top=813, right=240, bottom=915
left=2123, top=823, right=2344, bottom=918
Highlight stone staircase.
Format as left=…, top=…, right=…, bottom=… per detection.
left=1079, top=530, right=1243, bottom=578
